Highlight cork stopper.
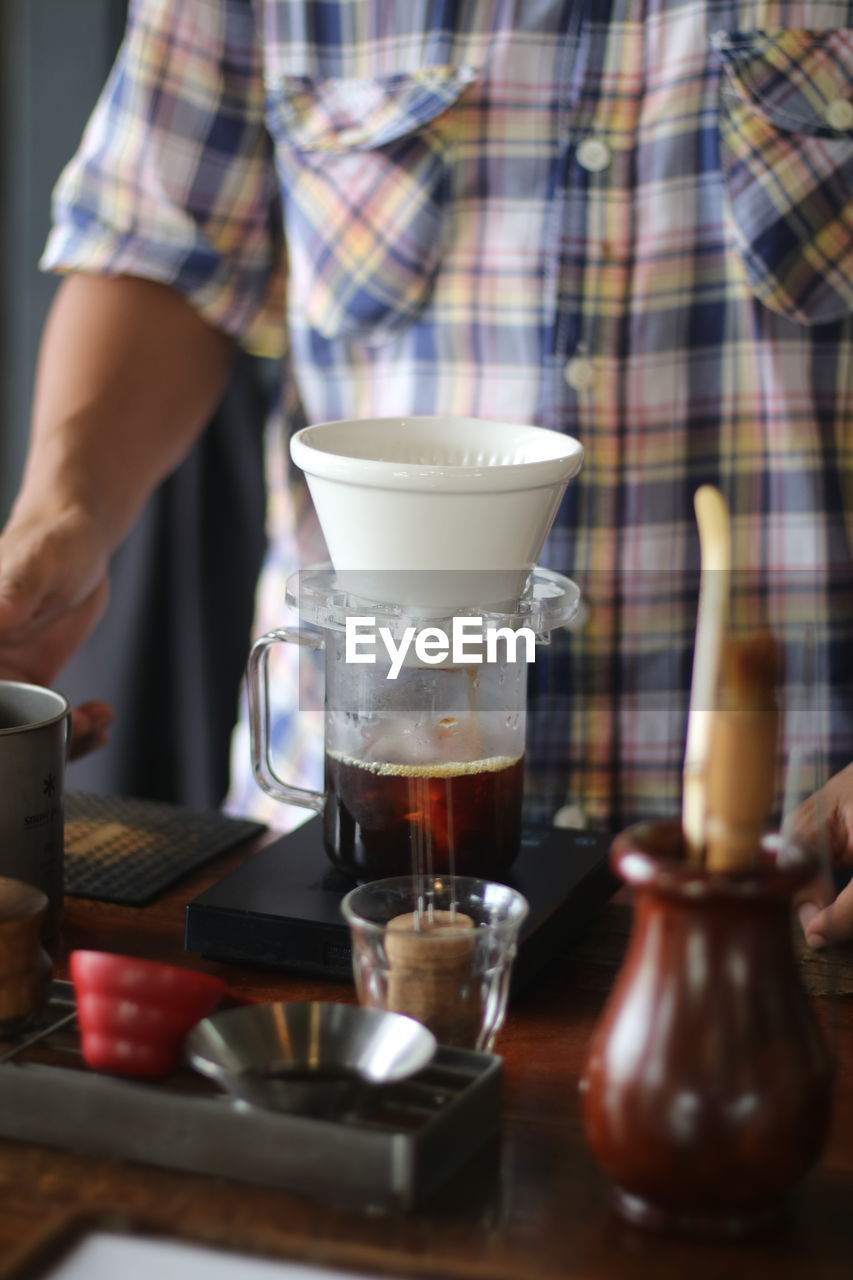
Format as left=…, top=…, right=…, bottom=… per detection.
left=385, top=910, right=481, bottom=1048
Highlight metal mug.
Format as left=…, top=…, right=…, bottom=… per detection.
left=0, top=681, right=70, bottom=937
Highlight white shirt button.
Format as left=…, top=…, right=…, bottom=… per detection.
left=553, top=803, right=588, bottom=830
left=564, top=355, right=596, bottom=391
left=825, top=98, right=853, bottom=131
left=576, top=137, right=612, bottom=172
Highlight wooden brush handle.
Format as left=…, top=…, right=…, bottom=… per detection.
left=704, top=634, right=780, bottom=873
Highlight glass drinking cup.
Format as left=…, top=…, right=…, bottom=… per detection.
left=341, top=876, right=529, bottom=1050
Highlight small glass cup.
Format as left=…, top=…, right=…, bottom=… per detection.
left=341, top=876, right=528, bottom=1051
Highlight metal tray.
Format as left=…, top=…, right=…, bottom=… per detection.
left=0, top=983, right=502, bottom=1212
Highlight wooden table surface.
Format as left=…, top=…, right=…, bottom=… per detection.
left=1, top=836, right=851, bottom=1280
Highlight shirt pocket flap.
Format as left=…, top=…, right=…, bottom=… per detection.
left=714, top=27, right=853, bottom=325
left=713, top=28, right=853, bottom=137
left=264, top=66, right=477, bottom=341
left=266, top=65, right=477, bottom=153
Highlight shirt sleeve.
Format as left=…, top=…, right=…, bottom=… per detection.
left=40, top=0, right=285, bottom=358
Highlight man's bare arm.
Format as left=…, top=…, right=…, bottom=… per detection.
left=0, top=273, right=235, bottom=684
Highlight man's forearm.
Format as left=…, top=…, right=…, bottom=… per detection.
left=11, top=273, right=235, bottom=549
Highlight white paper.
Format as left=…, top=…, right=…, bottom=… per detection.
left=44, top=1232, right=387, bottom=1280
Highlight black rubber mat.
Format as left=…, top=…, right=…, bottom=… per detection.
left=64, top=792, right=265, bottom=905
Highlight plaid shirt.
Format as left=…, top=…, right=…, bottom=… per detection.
left=43, top=0, right=853, bottom=831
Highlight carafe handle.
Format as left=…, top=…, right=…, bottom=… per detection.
left=248, top=628, right=325, bottom=814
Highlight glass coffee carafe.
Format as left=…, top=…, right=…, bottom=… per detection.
left=249, top=567, right=580, bottom=880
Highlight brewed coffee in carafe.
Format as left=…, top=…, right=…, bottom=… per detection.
left=249, top=568, right=580, bottom=879
left=321, top=629, right=527, bottom=877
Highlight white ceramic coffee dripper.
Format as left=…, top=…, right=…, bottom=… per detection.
left=290, top=416, right=583, bottom=609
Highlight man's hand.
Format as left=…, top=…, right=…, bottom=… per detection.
left=69, top=700, right=115, bottom=760
left=0, top=505, right=114, bottom=758
left=0, top=274, right=234, bottom=764
left=0, top=506, right=110, bottom=682
left=789, top=762, right=853, bottom=948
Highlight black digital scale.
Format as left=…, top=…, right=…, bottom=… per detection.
left=184, top=816, right=616, bottom=990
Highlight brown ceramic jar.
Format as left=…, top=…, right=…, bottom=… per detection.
left=0, top=877, right=52, bottom=1034
left=580, top=820, right=833, bottom=1238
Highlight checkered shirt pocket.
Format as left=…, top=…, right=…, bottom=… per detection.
left=264, top=65, right=476, bottom=341
left=714, top=28, right=853, bottom=325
